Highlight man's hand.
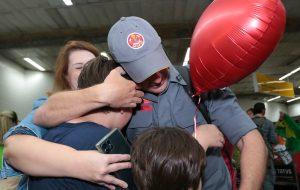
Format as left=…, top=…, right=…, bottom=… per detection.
left=193, top=124, right=225, bottom=150
left=102, top=67, right=144, bottom=108
left=76, top=151, right=132, bottom=190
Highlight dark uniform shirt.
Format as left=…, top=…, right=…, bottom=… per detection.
left=126, top=66, right=257, bottom=190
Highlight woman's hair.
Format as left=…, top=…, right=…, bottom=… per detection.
left=51, top=40, right=99, bottom=94
left=131, top=127, right=206, bottom=190
left=77, top=55, right=118, bottom=89
left=247, top=108, right=254, bottom=113
left=0, top=111, right=18, bottom=144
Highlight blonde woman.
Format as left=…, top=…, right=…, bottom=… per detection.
left=0, top=111, right=18, bottom=157
left=0, top=111, right=19, bottom=190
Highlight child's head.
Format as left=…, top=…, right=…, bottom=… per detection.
left=131, top=127, right=206, bottom=190
left=77, top=55, right=132, bottom=129
left=77, top=55, right=118, bottom=88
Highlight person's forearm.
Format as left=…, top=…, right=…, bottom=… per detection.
left=237, top=130, right=267, bottom=190
left=4, top=135, right=82, bottom=177
left=34, top=85, right=106, bottom=127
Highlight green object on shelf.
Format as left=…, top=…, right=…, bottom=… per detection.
left=0, top=144, right=3, bottom=169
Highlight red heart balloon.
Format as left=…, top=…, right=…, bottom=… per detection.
left=190, top=0, right=286, bottom=94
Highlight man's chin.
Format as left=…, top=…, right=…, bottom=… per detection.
left=148, top=84, right=167, bottom=94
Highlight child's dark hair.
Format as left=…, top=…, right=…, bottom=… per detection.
left=77, top=55, right=118, bottom=89
left=131, top=127, right=206, bottom=190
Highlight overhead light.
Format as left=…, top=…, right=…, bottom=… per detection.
left=182, top=47, right=190, bottom=66
left=24, top=58, right=46, bottom=71
left=62, top=0, right=73, bottom=6
left=272, top=88, right=293, bottom=92
left=257, top=81, right=285, bottom=85
left=287, top=97, right=300, bottom=103
left=298, top=86, right=300, bottom=89
left=267, top=96, right=281, bottom=102
left=279, top=66, right=300, bottom=80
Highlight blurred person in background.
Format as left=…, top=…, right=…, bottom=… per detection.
left=247, top=108, right=254, bottom=118
left=0, top=110, right=19, bottom=190
left=252, top=102, right=278, bottom=190
left=276, top=112, right=300, bottom=176
left=0, top=110, right=18, bottom=168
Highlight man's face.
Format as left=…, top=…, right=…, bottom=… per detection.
left=138, top=68, right=169, bottom=94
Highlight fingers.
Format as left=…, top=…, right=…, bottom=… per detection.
left=135, top=90, right=144, bottom=98
left=217, top=133, right=225, bottom=147
left=119, top=90, right=143, bottom=108
left=101, top=174, right=128, bottom=189
left=218, top=138, right=225, bottom=147
left=106, top=162, right=132, bottom=173
left=106, top=154, right=131, bottom=164
left=131, top=97, right=143, bottom=104
left=99, top=183, right=116, bottom=190
left=125, top=103, right=137, bottom=108
left=216, top=142, right=224, bottom=147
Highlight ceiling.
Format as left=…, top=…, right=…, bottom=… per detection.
left=0, top=0, right=299, bottom=103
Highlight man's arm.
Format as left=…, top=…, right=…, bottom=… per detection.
left=4, top=135, right=131, bottom=188
left=237, top=130, right=268, bottom=190
left=203, top=88, right=267, bottom=189
left=34, top=67, right=144, bottom=127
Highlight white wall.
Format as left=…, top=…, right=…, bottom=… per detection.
left=0, top=56, right=26, bottom=118
left=237, top=97, right=288, bottom=122
left=0, top=56, right=53, bottom=119
left=265, top=102, right=288, bottom=122
left=288, top=102, right=300, bottom=117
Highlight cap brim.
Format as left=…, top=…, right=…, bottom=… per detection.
left=120, top=45, right=171, bottom=83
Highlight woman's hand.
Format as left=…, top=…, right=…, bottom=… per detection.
left=75, top=151, right=131, bottom=190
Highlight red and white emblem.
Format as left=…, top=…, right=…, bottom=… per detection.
left=127, top=33, right=144, bottom=49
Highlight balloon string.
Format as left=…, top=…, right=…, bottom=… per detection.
left=193, top=95, right=201, bottom=139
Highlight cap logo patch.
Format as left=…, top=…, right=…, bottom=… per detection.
left=127, top=33, right=144, bottom=49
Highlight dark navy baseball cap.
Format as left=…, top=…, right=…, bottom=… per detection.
left=108, top=16, right=171, bottom=83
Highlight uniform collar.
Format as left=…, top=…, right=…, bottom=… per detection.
left=169, top=65, right=187, bottom=86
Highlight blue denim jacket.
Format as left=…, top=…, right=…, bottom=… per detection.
left=0, top=97, right=48, bottom=190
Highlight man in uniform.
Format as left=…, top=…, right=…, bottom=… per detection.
left=108, top=16, right=267, bottom=190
